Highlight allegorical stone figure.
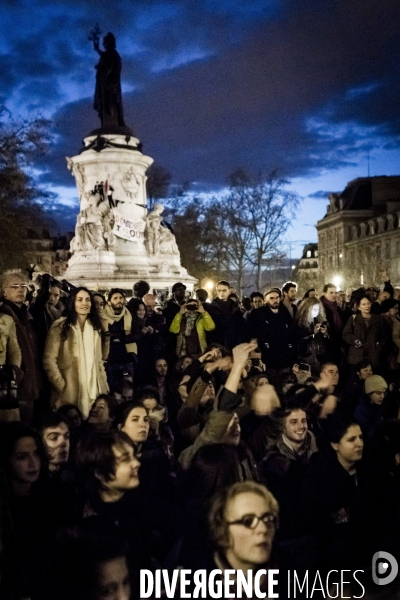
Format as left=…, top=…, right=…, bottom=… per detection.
left=145, top=204, right=179, bottom=256
left=73, top=189, right=115, bottom=252
left=90, top=28, right=125, bottom=129
left=145, top=204, right=164, bottom=255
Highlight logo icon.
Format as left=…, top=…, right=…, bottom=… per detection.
left=372, top=551, right=398, bottom=586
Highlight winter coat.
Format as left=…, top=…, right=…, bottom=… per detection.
left=43, top=317, right=108, bottom=412
left=353, top=396, right=384, bottom=439
left=259, top=431, right=319, bottom=539
left=342, top=312, right=389, bottom=368
left=249, top=304, right=297, bottom=369
left=0, top=313, right=22, bottom=367
left=209, top=298, right=247, bottom=349
left=169, top=310, right=216, bottom=355
left=0, top=301, right=42, bottom=402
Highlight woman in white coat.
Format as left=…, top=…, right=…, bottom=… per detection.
left=43, top=287, right=109, bottom=418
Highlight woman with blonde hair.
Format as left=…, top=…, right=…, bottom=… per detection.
left=43, top=287, right=109, bottom=418
left=295, top=297, right=333, bottom=375
left=207, top=481, right=278, bottom=594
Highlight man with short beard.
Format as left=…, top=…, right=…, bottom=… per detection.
left=103, top=289, right=138, bottom=393
left=281, top=281, right=298, bottom=319
left=249, top=287, right=297, bottom=383
left=259, top=402, right=318, bottom=542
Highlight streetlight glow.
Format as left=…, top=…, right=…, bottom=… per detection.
left=332, top=275, right=342, bottom=289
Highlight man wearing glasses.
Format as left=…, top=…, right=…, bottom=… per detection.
left=0, top=271, right=42, bottom=424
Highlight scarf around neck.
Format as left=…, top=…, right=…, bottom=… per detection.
left=103, top=304, right=136, bottom=354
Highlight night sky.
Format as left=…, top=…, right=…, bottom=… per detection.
left=3, top=0, right=400, bottom=256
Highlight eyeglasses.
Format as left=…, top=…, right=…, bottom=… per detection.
left=6, top=284, right=28, bottom=290
left=227, top=513, right=278, bottom=529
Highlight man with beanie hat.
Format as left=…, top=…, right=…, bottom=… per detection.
left=354, top=375, right=388, bottom=439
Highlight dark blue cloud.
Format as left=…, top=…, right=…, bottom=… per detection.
left=2, top=0, right=400, bottom=233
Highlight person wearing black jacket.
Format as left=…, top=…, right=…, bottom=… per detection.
left=249, top=288, right=296, bottom=383
left=209, top=280, right=247, bottom=350
left=300, top=416, right=369, bottom=571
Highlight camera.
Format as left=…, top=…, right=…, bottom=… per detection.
left=186, top=302, right=198, bottom=311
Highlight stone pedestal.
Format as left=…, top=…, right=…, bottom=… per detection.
left=64, top=132, right=196, bottom=292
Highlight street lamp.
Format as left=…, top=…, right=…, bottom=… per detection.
left=332, top=275, right=342, bottom=290
left=205, top=280, right=214, bottom=291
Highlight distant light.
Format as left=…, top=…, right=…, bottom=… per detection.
left=205, top=280, right=214, bottom=290
left=291, top=265, right=295, bottom=270
left=339, top=253, right=343, bottom=258
left=332, top=275, right=342, bottom=289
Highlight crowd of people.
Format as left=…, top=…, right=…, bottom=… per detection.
left=1, top=269, right=400, bottom=599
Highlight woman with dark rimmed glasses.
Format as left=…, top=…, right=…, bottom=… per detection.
left=207, top=481, right=279, bottom=595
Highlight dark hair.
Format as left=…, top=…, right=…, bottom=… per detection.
left=0, top=422, right=47, bottom=475
left=323, top=283, right=336, bottom=293
left=326, top=415, right=360, bottom=444
left=137, top=386, right=160, bottom=404
left=129, top=298, right=147, bottom=319
left=282, top=281, right=297, bottom=294
left=117, top=400, right=149, bottom=428
left=204, top=342, right=231, bottom=357
left=250, top=292, right=263, bottom=300
left=58, top=404, right=83, bottom=417
left=91, top=394, right=119, bottom=422
left=303, top=288, right=316, bottom=299
left=241, top=296, right=252, bottom=311
left=133, top=280, right=150, bottom=298
left=76, top=430, right=135, bottom=490
left=355, top=359, right=372, bottom=372
left=61, top=287, right=103, bottom=340
left=108, top=288, right=126, bottom=302
left=252, top=373, right=269, bottom=385
left=282, top=398, right=308, bottom=417
left=356, top=295, right=371, bottom=308
left=381, top=298, right=398, bottom=313
left=216, top=280, right=230, bottom=288
left=195, top=288, right=208, bottom=303
left=52, top=518, right=131, bottom=600
left=320, top=362, right=339, bottom=374
left=91, top=291, right=106, bottom=303
left=187, top=444, right=242, bottom=504
left=155, top=356, right=168, bottom=365
left=175, top=355, right=194, bottom=372
left=33, top=411, right=69, bottom=436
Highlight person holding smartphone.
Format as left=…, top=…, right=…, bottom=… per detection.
left=169, top=298, right=216, bottom=358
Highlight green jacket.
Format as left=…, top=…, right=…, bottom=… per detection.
left=169, top=310, right=216, bottom=355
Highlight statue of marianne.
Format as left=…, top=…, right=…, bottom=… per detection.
left=90, top=27, right=125, bottom=129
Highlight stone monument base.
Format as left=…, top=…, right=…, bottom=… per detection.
left=63, top=131, right=196, bottom=293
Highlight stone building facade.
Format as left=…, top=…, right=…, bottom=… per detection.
left=24, top=229, right=73, bottom=279
left=316, top=176, right=400, bottom=289
left=294, top=243, right=319, bottom=295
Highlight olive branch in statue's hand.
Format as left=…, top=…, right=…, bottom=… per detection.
left=88, top=24, right=102, bottom=49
